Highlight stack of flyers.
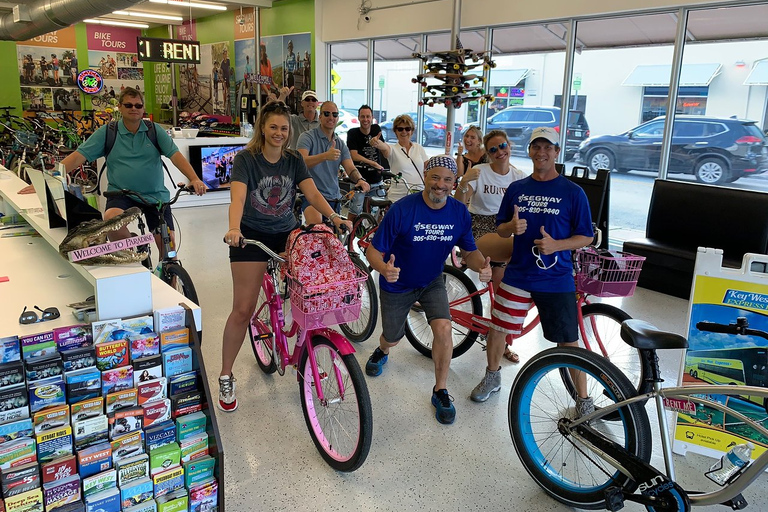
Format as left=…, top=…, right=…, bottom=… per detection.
left=76, top=443, right=112, bottom=479
left=60, top=346, right=96, bottom=373
left=155, top=489, right=187, bottom=512
left=28, top=376, right=66, bottom=413
left=101, top=366, right=133, bottom=397
left=151, top=465, right=183, bottom=499
left=159, top=329, right=188, bottom=353
left=3, top=487, right=43, bottom=512
left=0, top=437, right=36, bottom=470
left=133, top=355, right=162, bottom=386
left=179, top=433, right=207, bottom=463
left=153, top=306, right=185, bottom=335
left=161, top=348, right=192, bottom=379
left=72, top=414, right=108, bottom=451
left=105, top=388, right=138, bottom=414
left=54, top=501, right=85, bottom=512
left=129, top=334, right=160, bottom=360
left=65, top=368, right=101, bottom=404
left=137, top=378, right=167, bottom=406
left=189, top=478, right=217, bottom=512
left=145, top=421, right=175, bottom=453
left=90, top=319, right=124, bottom=346
left=0, top=360, right=24, bottom=389
left=35, top=425, right=73, bottom=463
left=20, top=332, right=55, bottom=361
left=42, top=474, right=80, bottom=511
left=175, top=411, right=206, bottom=442
left=182, top=456, right=214, bottom=488
left=171, top=391, right=202, bottom=418
left=1, top=462, right=40, bottom=497
left=110, top=431, right=144, bottom=463
left=124, top=499, right=157, bottom=512
left=25, top=354, right=63, bottom=383
left=142, top=399, right=170, bottom=429
left=84, top=486, right=119, bottom=512
left=120, top=477, right=153, bottom=509
left=149, top=443, right=179, bottom=476
left=41, top=455, right=76, bottom=484
left=94, top=340, right=129, bottom=372
left=33, top=404, right=69, bottom=436
left=168, top=371, right=198, bottom=398
left=0, top=336, right=21, bottom=363
left=116, top=453, right=149, bottom=487
left=52, top=325, right=92, bottom=352
left=108, top=409, right=143, bottom=440
left=0, top=385, right=29, bottom=424
left=82, top=469, right=116, bottom=498
left=0, top=418, right=33, bottom=444
left=70, top=396, right=103, bottom=422
left=120, top=316, right=154, bottom=337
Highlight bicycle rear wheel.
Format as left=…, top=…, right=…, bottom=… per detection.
left=509, top=347, right=651, bottom=509
left=404, top=265, right=481, bottom=359
left=163, top=263, right=199, bottom=306
left=71, top=164, right=98, bottom=194
left=299, top=335, right=373, bottom=472
left=250, top=286, right=276, bottom=374
left=338, top=254, right=378, bottom=343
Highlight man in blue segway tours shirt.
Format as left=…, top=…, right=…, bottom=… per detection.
left=365, top=155, right=492, bottom=425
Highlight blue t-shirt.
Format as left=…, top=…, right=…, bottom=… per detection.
left=371, top=194, right=476, bottom=293
left=296, top=127, right=351, bottom=200
left=497, top=175, right=593, bottom=292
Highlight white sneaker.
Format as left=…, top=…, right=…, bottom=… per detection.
left=218, top=374, right=238, bottom=412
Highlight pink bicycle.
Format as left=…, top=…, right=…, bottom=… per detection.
left=242, top=238, right=373, bottom=471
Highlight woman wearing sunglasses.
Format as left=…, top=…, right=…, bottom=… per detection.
left=455, top=126, right=488, bottom=181
left=370, top=114, right=427, bottom=202
left=454, top=130, right=526, bottom=363
left=218, top=101, right=352, bottom=413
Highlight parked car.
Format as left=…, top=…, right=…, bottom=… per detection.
left=575, top=115, right=768, bottom=185
left=380, top=112, right=462, bottom=147
left=477, top=106, right=589, bottom=160
left=335, top=108, right=360, bottom=142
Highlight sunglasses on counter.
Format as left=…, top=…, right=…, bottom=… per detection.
left=321, top=111, right=339, bottom=118
left=488, top=142, right=509, bottom=154
left=122, top=103, right=144, bottom=109
left=19, top=305, right=61, bottom=325
left=395, top=126, right=412, bottom=132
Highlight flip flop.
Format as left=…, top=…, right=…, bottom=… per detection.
left=503, top=348, right=520, bottom=364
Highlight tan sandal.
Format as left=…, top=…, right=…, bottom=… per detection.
left=503, top=347, right=520, bottom=364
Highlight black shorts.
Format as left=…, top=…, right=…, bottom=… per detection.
left=105, top=195, right=174, bottom=232
left=229, top=224, right=295, bottom=263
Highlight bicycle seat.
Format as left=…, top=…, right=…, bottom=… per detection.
left=369, top=197, right=392, bottom=209
left=620, top=319, right=688, bottom=350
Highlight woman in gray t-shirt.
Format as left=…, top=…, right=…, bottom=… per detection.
left=217, top=101, right=352, bottom=413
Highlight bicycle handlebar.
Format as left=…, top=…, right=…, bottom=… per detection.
left=225, top=237, right=286, bottom=263
left=696, top=319, right=768, bottom=340
left=103, top=185, right=194, bottom=208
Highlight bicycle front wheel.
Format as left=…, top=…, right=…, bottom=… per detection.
left=250, top=286, right=276, bottom=374
left=299, top=335, right=373, bottom=472
left=405, top=265, right=481, bottom=359
left=71, top=164, right=98, bottom=194
left=509, top=347, right=651, bottom=510
left=338, top=254, right=378, bottom=343
left=347, top=213, right=377, bottom=268
left=163, top=263, right=199, bottom=306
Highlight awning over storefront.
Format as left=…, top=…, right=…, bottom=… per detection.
left=622, top=63, right=721, bottom=87
left=489, top=68, right=530, bottom=87
left=744, top=60, right=768, bottom=86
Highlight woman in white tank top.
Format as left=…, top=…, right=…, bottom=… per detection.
left=454, top=130, right=526, bottom=362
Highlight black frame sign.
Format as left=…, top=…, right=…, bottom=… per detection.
left=137, top=37, right=201, bottom=64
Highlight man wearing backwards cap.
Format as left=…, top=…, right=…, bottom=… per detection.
left=365, top=155, right=492, bottom=425
left=470, top=127, right=595, bottom=415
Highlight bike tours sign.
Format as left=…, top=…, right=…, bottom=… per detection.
left=674, top=248, right=768, bottom=460
left=86, top=26, right=143, bottom=112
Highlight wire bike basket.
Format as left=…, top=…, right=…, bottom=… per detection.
left=575, top=247, right=645, bottom=298
left=286, top=266, right=368, bottom=330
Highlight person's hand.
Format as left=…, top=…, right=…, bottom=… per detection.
left=189, top=179, right=207, bottom=195
left=383, top=254, right=400, bottom=283
left=534, top=226, right=557, bottom=255
left=224, top=228, right=242, bottom=247
left=509, top=205, right=527, bottom=235
left=331, top=216, right=353, bottom=233
left=278, top=86, right=294, bottom=101
left=457, top=142, right=464, bottom=155
left=325, top=140, right=341, bottom=161
left=478, top=256, right=492, bottom=283
left=18, top=185, right=36, bottom=195
left=267, top=92, right=278, bottom=102
left=462, top=165, right=480, bottom=183
left=357, top=180, right=371, bottom=193
left=370, top=133, right=384, bottom=150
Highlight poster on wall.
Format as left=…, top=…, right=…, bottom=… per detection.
left=259, top=33, right=311, bottom=114
left=673, top=248, right=768, bottom=461
left=178, top=42, right=223, bottom=118
left=16, top=26, right=81, bottom=111
left=86, top=26, right=142, bottom=112
left=234, top=7, right=255, bottom=117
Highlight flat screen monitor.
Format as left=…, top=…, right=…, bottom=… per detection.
left=188, top=144, right=246, bottom=191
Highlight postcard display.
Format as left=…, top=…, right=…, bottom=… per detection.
left=0, top=306, right=224, bottom=512
left=673, top=247, right=768, bottom=462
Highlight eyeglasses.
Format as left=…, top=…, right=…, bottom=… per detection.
left=488, top=142, right=509, bottom=154
left=395, top=126, right=412, bottom=132
left=321, top=111, right=339, bottom=118
left=531, top=246, right=558, bottom=270
left=122, top=103, right=143, bottom=109
left=19, top=305, right=61, bottom=325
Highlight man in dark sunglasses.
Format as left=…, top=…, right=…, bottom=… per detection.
left=297, top=101, right=370, bottom=224
left=470, top=127, right=595, bottom=417
left=284, top=89, right=320, bottom=149
left=51, top=87, right=207, bottom=257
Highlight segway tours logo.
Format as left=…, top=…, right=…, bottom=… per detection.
left=77, top=69, right=103, bottom=94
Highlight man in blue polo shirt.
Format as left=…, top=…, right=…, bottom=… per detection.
left=365, top=155, right=492, bottom=425
left=297, top=100, right=369, bottom=224
left=57, top=87, right=206, bottom=255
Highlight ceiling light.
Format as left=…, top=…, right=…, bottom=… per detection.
left=149, top=0, right=227, bottom=11
left=84, top=18, right=150, bottom=28
left=113, top=10, right=184, bottom=21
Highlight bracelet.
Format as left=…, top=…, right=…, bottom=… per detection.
left=329, top=213, right=340, bottom=222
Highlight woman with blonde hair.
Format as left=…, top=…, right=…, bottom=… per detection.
left=456, top=125, right=488, bottom=181
left=455, top=129, right=526, bottom=363
left=370, top=114, right=427, bottom=201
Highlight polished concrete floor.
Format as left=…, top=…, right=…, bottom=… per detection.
left=172, top=204, right=768, bottom=512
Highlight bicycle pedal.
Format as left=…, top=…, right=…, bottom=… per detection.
left=725, top=493, right=747, bottom=510
left=604, top=487, right=625, bottom=511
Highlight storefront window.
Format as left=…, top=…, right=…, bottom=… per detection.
left=642, top=87, right=709, bottom=122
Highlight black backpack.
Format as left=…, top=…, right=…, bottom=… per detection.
left=95, top=120, right=175, bottom=194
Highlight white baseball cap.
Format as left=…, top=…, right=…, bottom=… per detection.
left=529, top=126, right=560, bottom=146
